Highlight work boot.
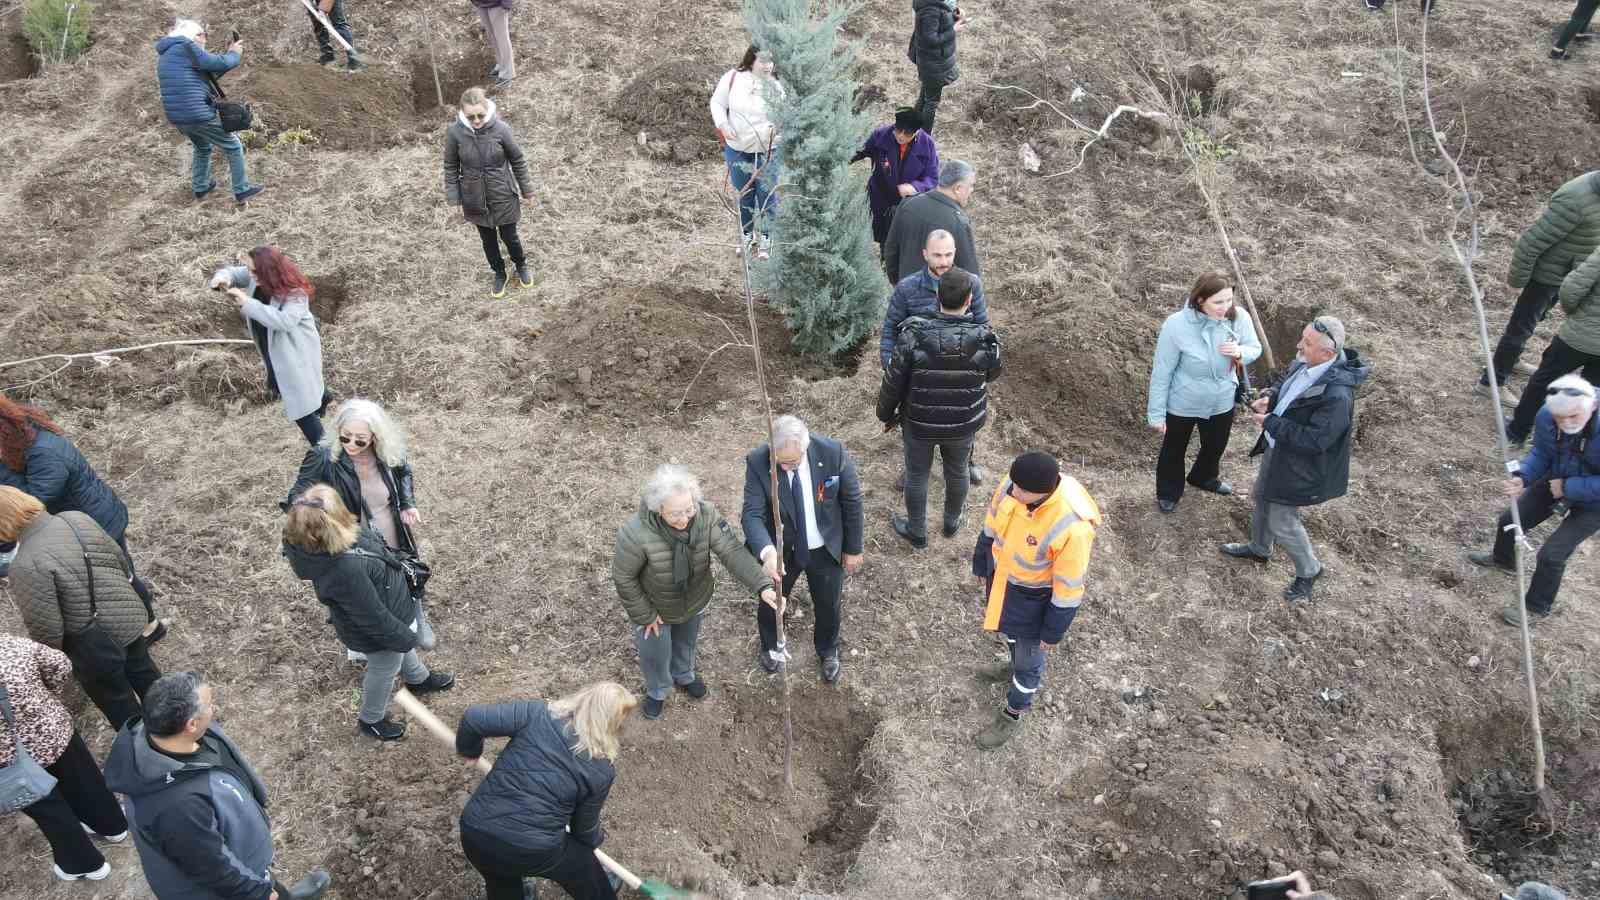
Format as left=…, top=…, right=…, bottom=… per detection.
left=974, top=708, right=1022, bottom=750
left=820, top=655, right=841, bottom=683
left=1466, top=550, right=1515, bottom=574
left=284, top=870, right=332, bottom=900
left=976, top=658, right=1011, bottom=683
left=1502, top=604, right=1551, bottom=627
left=1283, top=569, right=1323, bottom=603
left=357, top=716, right=406, bottom=741
left=404, top=671, right=455, bottom=695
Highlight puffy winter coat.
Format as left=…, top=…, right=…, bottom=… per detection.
left=1146, top=306, right=1264, bottom=424
left=880, top=267, right=989, bottom=368
left=0, top=430, right=129, bottom=543
left=457, top=701, right=613, bottom=852
left=972, top=475, right=1101, bottom=644
left=154, top=36, right=239, bottom=127
left=611, top=499, right=772, bottom=626
left=0, top=635, right=74, bottom=769
left=1557, top=245, right=1600, bottom=355
left=9, top=512, right=147, bottom=650
left=443, top=103, right=534, bottom=228
left=1517, top=408, right=1600, bottom=505
left=283, top=528, right=418, bottom=654
left=877, top=312, right=1003, bottom=440
left=286, top=446, right=418, bottom=556
left=908, top=0, right=959, bottom=85
left=105, top=720, right=275, bottom=900
left=213, top=266, right=326, bottom=423
left=851, top=124, right=940, bottom=220
left=1250, top=349, right=1373, bottom=507
left=882, top=189, right=981, bottom=285
left=1508, top=170, right=1600, bottom=289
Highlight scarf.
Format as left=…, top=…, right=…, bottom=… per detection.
left=666, top=524, right=692, bottom=593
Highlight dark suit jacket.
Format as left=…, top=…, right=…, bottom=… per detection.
left=741, top=435, right=863, bottom=565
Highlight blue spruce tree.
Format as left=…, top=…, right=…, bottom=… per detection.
left=744, top=0, right=884, bottom=355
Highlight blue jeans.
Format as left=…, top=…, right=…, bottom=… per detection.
left=723, top=146, right=779, bottom=237
left=175, top=117, right=249, bottom=195
left=1004, top=636, right=1047, bottom=713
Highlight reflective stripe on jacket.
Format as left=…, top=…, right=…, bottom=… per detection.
left=980, top=476, right=1100, bottom=638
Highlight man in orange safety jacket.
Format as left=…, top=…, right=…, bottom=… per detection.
left=971, top=451, right=1100, bottom=749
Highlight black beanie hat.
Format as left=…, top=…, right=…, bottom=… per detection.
left=894, top=107, right=923, bottom=132
left=1009, top=452, right=1060, bottom=493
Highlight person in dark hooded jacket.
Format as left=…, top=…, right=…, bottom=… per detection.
left=1221, top=316, right=1372, bottom=603
left=444, top=86, right=536, bottom=299
left=456, top=682, right=637, bottom=900
left=154, top=18, right=262, bottom=203
left=907, top=0, right=970, bottom=132
left=282, top=485, right=454, bottom=741
left=105, top=672, right=330, bottom=900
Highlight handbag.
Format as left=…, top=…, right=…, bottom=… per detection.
left=185, top=42, right=253, bottom=132
left=0, top=681, right=59, bottom=813
left=348, top=546, right=432, bottom=598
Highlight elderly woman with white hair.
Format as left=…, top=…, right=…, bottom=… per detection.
left=1469, top=373, right=1600, bottom=626
left=612, top=465, right=776, bottom=720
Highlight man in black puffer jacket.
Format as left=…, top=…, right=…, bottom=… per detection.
left=878, top=267, right=1002, bottom=548
left=907, top=0, right=970, bottom=132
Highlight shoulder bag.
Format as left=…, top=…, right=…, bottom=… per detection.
left=347, top=545, right=432, bottom=599
left=0, top=680, right=59, bottom=813
left=185, top=42, right=253, bottom=132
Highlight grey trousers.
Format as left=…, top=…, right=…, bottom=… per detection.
left=1246, top=448, right=1323, bottom=578
left=634, top=611, right=703, bottom=702
left=477, top=6, right=514, bottom=79
left=360, top=648, right=429, bottom=724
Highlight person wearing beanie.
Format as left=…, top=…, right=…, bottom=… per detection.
left=1221, top=316, right=1371, bottom=603
left=1468, top=373, right=1600, bottom=626
left=970, top=452, right=1101, bottom=750
left=850, top=107, right=940, bottom=248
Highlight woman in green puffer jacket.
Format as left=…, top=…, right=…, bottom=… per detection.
left=1506, top=243, right=1600, bottom=443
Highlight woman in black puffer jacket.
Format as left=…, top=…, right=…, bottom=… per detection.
left=282, top=484, right=455, bottom=742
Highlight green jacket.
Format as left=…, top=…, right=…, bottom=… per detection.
left=1508, top=171, right=1600, bottom=289
left=1558, top=245, right=1600, bottom=355
left=611, top=499, right=772, bottom=626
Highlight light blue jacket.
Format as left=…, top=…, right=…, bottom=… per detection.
left=1146, top=306, right=1263, bottom=424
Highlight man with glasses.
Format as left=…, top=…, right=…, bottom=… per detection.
left=1469, top=374, right=1600, bottom=626
left=1221, top=316, right=1371, bottom=602
left=1504, top=243, right=1600, bottom=447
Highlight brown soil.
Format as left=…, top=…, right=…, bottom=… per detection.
left=0, top=11, right=35, bottom=82
left=231, top=63, right=422, bottom=150
left=409, top=44, right=498, bottom=114
left=610, top=59, right=726, bottom=163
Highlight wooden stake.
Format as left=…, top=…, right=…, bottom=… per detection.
left=419, top=7, right=444, bottom=109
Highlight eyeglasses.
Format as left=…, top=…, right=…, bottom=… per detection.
left=1312, top=319, right=1339, bottom=351
left=465, top=113, right=488, bottom=122
left=1547, top=386, right=1594, bottom=398
left=339, top=435, right=371, bottom=448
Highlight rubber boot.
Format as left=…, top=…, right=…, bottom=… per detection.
left=974, top=708, right=1022, bottom=750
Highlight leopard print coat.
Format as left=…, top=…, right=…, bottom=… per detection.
left=0, top=634, right=75, bottom=768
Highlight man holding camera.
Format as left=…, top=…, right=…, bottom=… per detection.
left=1220, top=316, right=1371, bottom=603
left=155, top=19, right=263, bottom=204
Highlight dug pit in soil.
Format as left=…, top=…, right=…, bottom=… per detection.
left=409, top=45, right=497, bottom=114
left=311, top=271, right=353, bottom=325
left=1, top=12, right=36, bottom=82
left=611, top=59, right=725, bottom=164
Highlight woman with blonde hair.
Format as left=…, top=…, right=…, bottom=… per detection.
left=444, top=85, right=535, bottom=298
left=455, top=682, right=637, bottom=900
left=282, top=484, right=454, bottom=741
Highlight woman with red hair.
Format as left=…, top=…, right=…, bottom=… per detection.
left=209, top=245, right=329, bottom=445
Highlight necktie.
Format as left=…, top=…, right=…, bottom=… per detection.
left=787, top=470, right=810, bottom=569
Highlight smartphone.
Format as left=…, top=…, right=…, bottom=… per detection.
left=1246, top=878, right=1294, bottom=900
left=230, top=27, right=240, bottom=43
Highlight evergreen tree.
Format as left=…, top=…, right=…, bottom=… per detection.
left=744, top=0, right=883, bottom=355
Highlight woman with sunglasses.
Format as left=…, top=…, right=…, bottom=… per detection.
left=286, top=399, right=433, bottom=657
left=209, top=247, right=329, bottom=445
left=444, top=85, right=535, bottom=299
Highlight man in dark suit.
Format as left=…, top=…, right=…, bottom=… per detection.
left=741, top=415, right=864, bottom=682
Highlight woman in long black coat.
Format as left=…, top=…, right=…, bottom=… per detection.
left=443, top=85, right=535, bottom=299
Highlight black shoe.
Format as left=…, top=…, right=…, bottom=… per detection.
left=758, top=648, right=781, bottom=674
left=892, top=515, right=927, bottom=549
left=318, top=52, right=337, bottom=67
left=1365, top=0, right=1382, bottom=9
left=1284, top=569, right=1323, bottom=602
left=1466, top=550, right=1515, bottom=574
left=234, top=185, right=265, bottom=203
left=285, top=870, right=331, bottom=900
left=641, top=696, right=663, bottom=719
left=968, top=463, right=985, bottom=486
left=357, top=716, right=406, bottom=741
left=942, top=512, right=964, bottom=538
left=405, top=672, right=455, bottom=695
left=1219, top=542, right=1269, bottom=563
left=1550, top=47, right=1572, bottom=60
left=1157, top=498, right=1178, bottom=514
left=820, top=655, right=841, bottom=683
left=1190, top=479, right=1233, bottom=496
left=145, top=621, right=168, bottom=645
left=677, top=678, right=708, bottom=699
left=193, top=181, right=217, bottom=199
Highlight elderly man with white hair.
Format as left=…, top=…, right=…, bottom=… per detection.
left=154, top=18, right=263, bottom=202
left=1469, top=374, right=1600, bottom=626
left=740, top=415, right=864, bottom=682
left=612, top=465, right=776, bottom=720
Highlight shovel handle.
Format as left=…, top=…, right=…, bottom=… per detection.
left=592, top=849, right=642, bottom=890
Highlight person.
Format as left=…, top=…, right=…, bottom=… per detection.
left=1550, top=0, right=1597, bottom=59
left=209, top=247, right=330, bottom=446
left=470, top=0, right=516, bottom=88
left=155, top=18, right=263, bottom=203
left=306, top=0, right=364, bottom=70
left=444, top=86, right=535, bottom=299
left=1478, top=170, right=1600, bottom=404
left=710, top=45, right=785, bottom=261
left=0, top=634, right=129, bottom=882
left=286, top=399, right=431, bottom=661
left=0, top=394, right=164, bottom=640
left=455, top=682, right=636, bottom=900
left=1506, top=883, right=1569, bottom=900
left=282, top=485, right=454, bottom=740
left=105, top=672, right=332, bottom=900
left=1254, top=871, right=1333, bottom=899
left=882, top=159, right=979, bottom=285
left=1146, top=271, right=1264, bottom=513
left=1221, top=316, right=1371, bottom=602
left=611, top=464, right=776, bottom=720
left=971, top=452, right=1100, bottom=749
left=739, top=416, right=864, bottom=682
left=0, top=487, right=164, bottom=729
left=1468, top=374, right=1600, bottom=626
left=907, top=0, right=971, bottom=132
left=1505, top=244, right=1600, bottom=446
left=878, top=267, right=1002, bottom=548
left=851, top=107, right=940, bottom=247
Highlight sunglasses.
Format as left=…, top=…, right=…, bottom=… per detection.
left=465, top=113, right=488, bottom=122
left=1312, top=319, right=1339, bottom=351
left=338, top=435, right=371, bottom=448
left=1547, top=386, right=1594, bottom=398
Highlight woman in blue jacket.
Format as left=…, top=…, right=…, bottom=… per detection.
left=851, top=107, right=940, bottom=247
left=1146, top=272, right=1263, bottom=512
left=456, top=682, right=637, bottom=900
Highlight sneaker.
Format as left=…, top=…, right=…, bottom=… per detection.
left=974, top=708, right=1022, bottom=750
left=284, top=870, right=332, bottom=900
left=234, top=185, right=265, bottom=203
left=820, top=655, right=841, bottom=683
left=490, top=272, right=509, bottom=299
left=758, top=648, right=781, bottom=674
left=891, top=515, right=927, bottom=550
left=357, top=716, right=406, bottom=741
left=515, top=264, right=533, bottom=289
left=1474, top=380, right=1519, bottom=406
left=1283, top=569, right=1323, bottom=602
left=968, top=463, right=985, bottom=486
left=942, top=512, right=965, bottom=539
left=345, top=56, right=366, bottom=72
left=641, top=696, right=664, bottom=720
left=756, top=234, right=771, bottom=261
left=53, top=862, right=110, bottom=881
left=1466, top=550, right=1515, bottom=574
left=1157, top=498, right=1178, bottom=514
left=80, top=823, right=128, bottom=843
left=1364, top=0, right=1382, bottom=9
left=1219, top=542, right=1270, bottom=563
left=1502, top=604, right=1551, bottom=627
left=194, top=180, right=218, bottom=199
left=676, top=678, right=708, bottom=700
left=1550, top=46, right=1572, bottom=60
left=404, top=672, right=455, bottom=695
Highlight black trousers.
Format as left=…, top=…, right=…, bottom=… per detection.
left=1491, top=481, right=1600, bottom=613
left=294, top=411, right=326, bottom=446
left=110, top=533, right=156, bottom=622
left=1155, top=409, right=1235, bottom=501
left=915, top=77, right=945, bottom=133
left=20, top=732, right=128, bottom=876
left=759, top=548, right=844, bottom=658
left=308, top=0, right=358, bottom=58
left=1483, top=281, right=1562, bottom=387
left=871, top=203, right=897, bottom=246
left=1507, top=335, right=1600, bottom=442
left=66, top=633, right=162, bottom=729
left=477, top=224, right=526, bottom=275
left=1555, top=0, right=1599, bottom=48
left=461, top=826, right=617, bottom=900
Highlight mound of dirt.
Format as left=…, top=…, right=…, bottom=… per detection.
left=610, top=59, right=723, bottom=163
left=231, top=63, right=420, bottom=150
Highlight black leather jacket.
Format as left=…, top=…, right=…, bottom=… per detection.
left=284, top=446, right=418, bottom=556
left=877, top=312, right=1003, bottom=440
